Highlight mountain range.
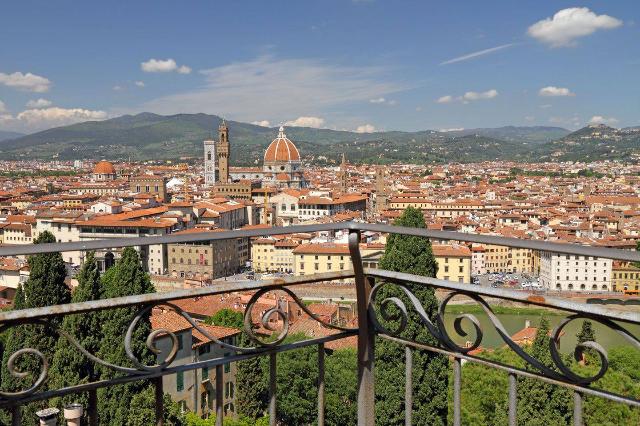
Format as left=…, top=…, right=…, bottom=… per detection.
left=1, top=113, right=638, bottom=165
left=0, top=130, right=24, bottom=142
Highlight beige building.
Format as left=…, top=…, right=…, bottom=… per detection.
left=433, top=244, right=472, bottom=284
left=130, top=175, right=168, bottom=202
left=251, top=238, right=299, bottom=273
left=612, top=261, right=640, bottom=292
left=293, top=243, right=352, bottom=276
left=168, top=228, right=243, bottom=280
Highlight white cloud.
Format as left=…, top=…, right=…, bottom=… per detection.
left=436, top=95, right=454, bottom=104
left=0, top=107, right=108, bottom=132
left=539, top=104, right=553, bottom=109
left=440, top=43, right=517, bottom=65
left=25, top=98, right=52, bottom=109
left=141, top=58, right=192, bottom=74
left=539, top=86, right=575, bottom=97
left=134, top=81, right=145, bottom=87
left=436, top=90, right=498, bottom=104
left=251, top=120, right=271, bottom=127
left=355, top=124, right=376, bottom=133
left=528, top=7, right=622, bottom=47
left=137, top=55, right=405, bottom=123
left=0, top=71, right=51, bottom=92
left=369, top=97, right=396, bottom=105
left=0, top=100, right=6, bottom=113
left=112, top=85, right=124, bottom=91
left=589, top=115, right=619, bottom=126
left=439, top=128, right=464, bottom=132
left=284, top=116, right=325, bottom=128
left=462, top=89, right=498, bottom=101
left=524, top=115, right=535, bottom=122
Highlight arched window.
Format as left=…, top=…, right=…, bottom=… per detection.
left=568, top=283, right=574, bottom=290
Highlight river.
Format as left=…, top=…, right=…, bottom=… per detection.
left=442, top=311, right=640, bottom=352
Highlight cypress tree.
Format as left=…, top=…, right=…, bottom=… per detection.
left=517, top=316, right=572, bottom=425
left=375, top=207, right=448, bottom=425
left=576, top=320, right=595, bottom=345
left=236, top=332, right=268, bottom=420
left=97, top=247, right=156, bottom=425
left=0, top=231, right=71, bottom=420
left=49, top=252, right=103, bottom=418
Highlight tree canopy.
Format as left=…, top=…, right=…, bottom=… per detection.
left=376, top=207, right=448, bottom=425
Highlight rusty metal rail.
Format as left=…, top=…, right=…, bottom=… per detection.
left=0, top=223, right=638, bottom=425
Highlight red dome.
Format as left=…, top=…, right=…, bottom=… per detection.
left=264, top=127, right=300, bottom=163
left=93, top=160, right=116, bottom=175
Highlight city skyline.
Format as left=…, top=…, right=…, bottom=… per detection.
left=1, top=1, right=638, bottom=134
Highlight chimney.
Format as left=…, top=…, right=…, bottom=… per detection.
left=64, top=404, right=83, bottom=426
left=525, top=319, right=531, bottom=329
left=36, top=408, right=60, bottom=426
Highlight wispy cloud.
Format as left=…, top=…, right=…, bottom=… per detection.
left=439, top=43, right=517, bottom=65
left=138, top=55, right=406, bottom=123
left=435, top=90, right=498, bottom=104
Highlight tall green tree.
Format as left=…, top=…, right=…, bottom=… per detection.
left=97, top=247, right=156, bottom=425
left=0, top=231, right=71, bottom=420
left=49, top=252, right=103, bottom=418
left=375, top=206, right=448, bottom=425
left=517, top=316, right=572, bottom=425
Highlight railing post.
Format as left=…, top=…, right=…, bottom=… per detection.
left=269, top=353, right=277, bottom=426
left=405, top=347, right=413, bottom=426
left=88, top=388, right=98, bottom=426
left=508, top=373, right=517, bottom=426
left=10, top=406, right=20, bottom=426
left=154, top=376, right=164, bottom=426
left=452, top=357, right=461, bottom=426
left=573, top=391, right=583, bottom=426
left=216, top=365, right=223, bottom=426
left=318, top=343, right=326, bottom=426
left=349, top=230, right=375, bottom=426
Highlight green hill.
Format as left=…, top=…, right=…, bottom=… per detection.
left=6, top=112, right=634, bottom=164
left=0, top=130, right=24, bottom=142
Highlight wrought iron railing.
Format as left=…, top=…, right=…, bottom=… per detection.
left=0, top=222, right=638, bottom=425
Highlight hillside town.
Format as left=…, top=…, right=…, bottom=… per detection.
left=1, top=122, right=640, bottom=417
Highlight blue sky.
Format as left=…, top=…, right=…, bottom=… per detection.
left=0, top=0, right=638, bottom=133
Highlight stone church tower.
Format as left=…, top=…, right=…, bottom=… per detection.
left=203, top=136, right=216, bottom=186
left=217, top=120, right=230, bottom=183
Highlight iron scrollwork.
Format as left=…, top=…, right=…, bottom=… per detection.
left=0, top=285, right=355, bottom=402
left=367, top=280, right=640, bottom=385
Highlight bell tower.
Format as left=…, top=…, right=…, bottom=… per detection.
left=217, top=119, right=229, bottom=183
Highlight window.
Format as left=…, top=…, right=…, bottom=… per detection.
left=224, top=353, right=231, bottom=373
left=225, top=381, right=235, bottom=398
left=202, top=366, right=209, bottom=379
left=177, top=371, right=184, bottom=392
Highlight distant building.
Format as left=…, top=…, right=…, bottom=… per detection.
left=539, top=252, right=612, bottom=292
left=92, top=160, right=117, bottom=181
left=611, top=261, right=640, bottom=292
left=433, top=244, right=472, bottom=284
left=167, top=228, right=244, bottom=280
left=204, top=137, right=216, bottom=186
left=262, top=127, right=307, bottom=189
left=130, top=174, right=168, bottom=202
